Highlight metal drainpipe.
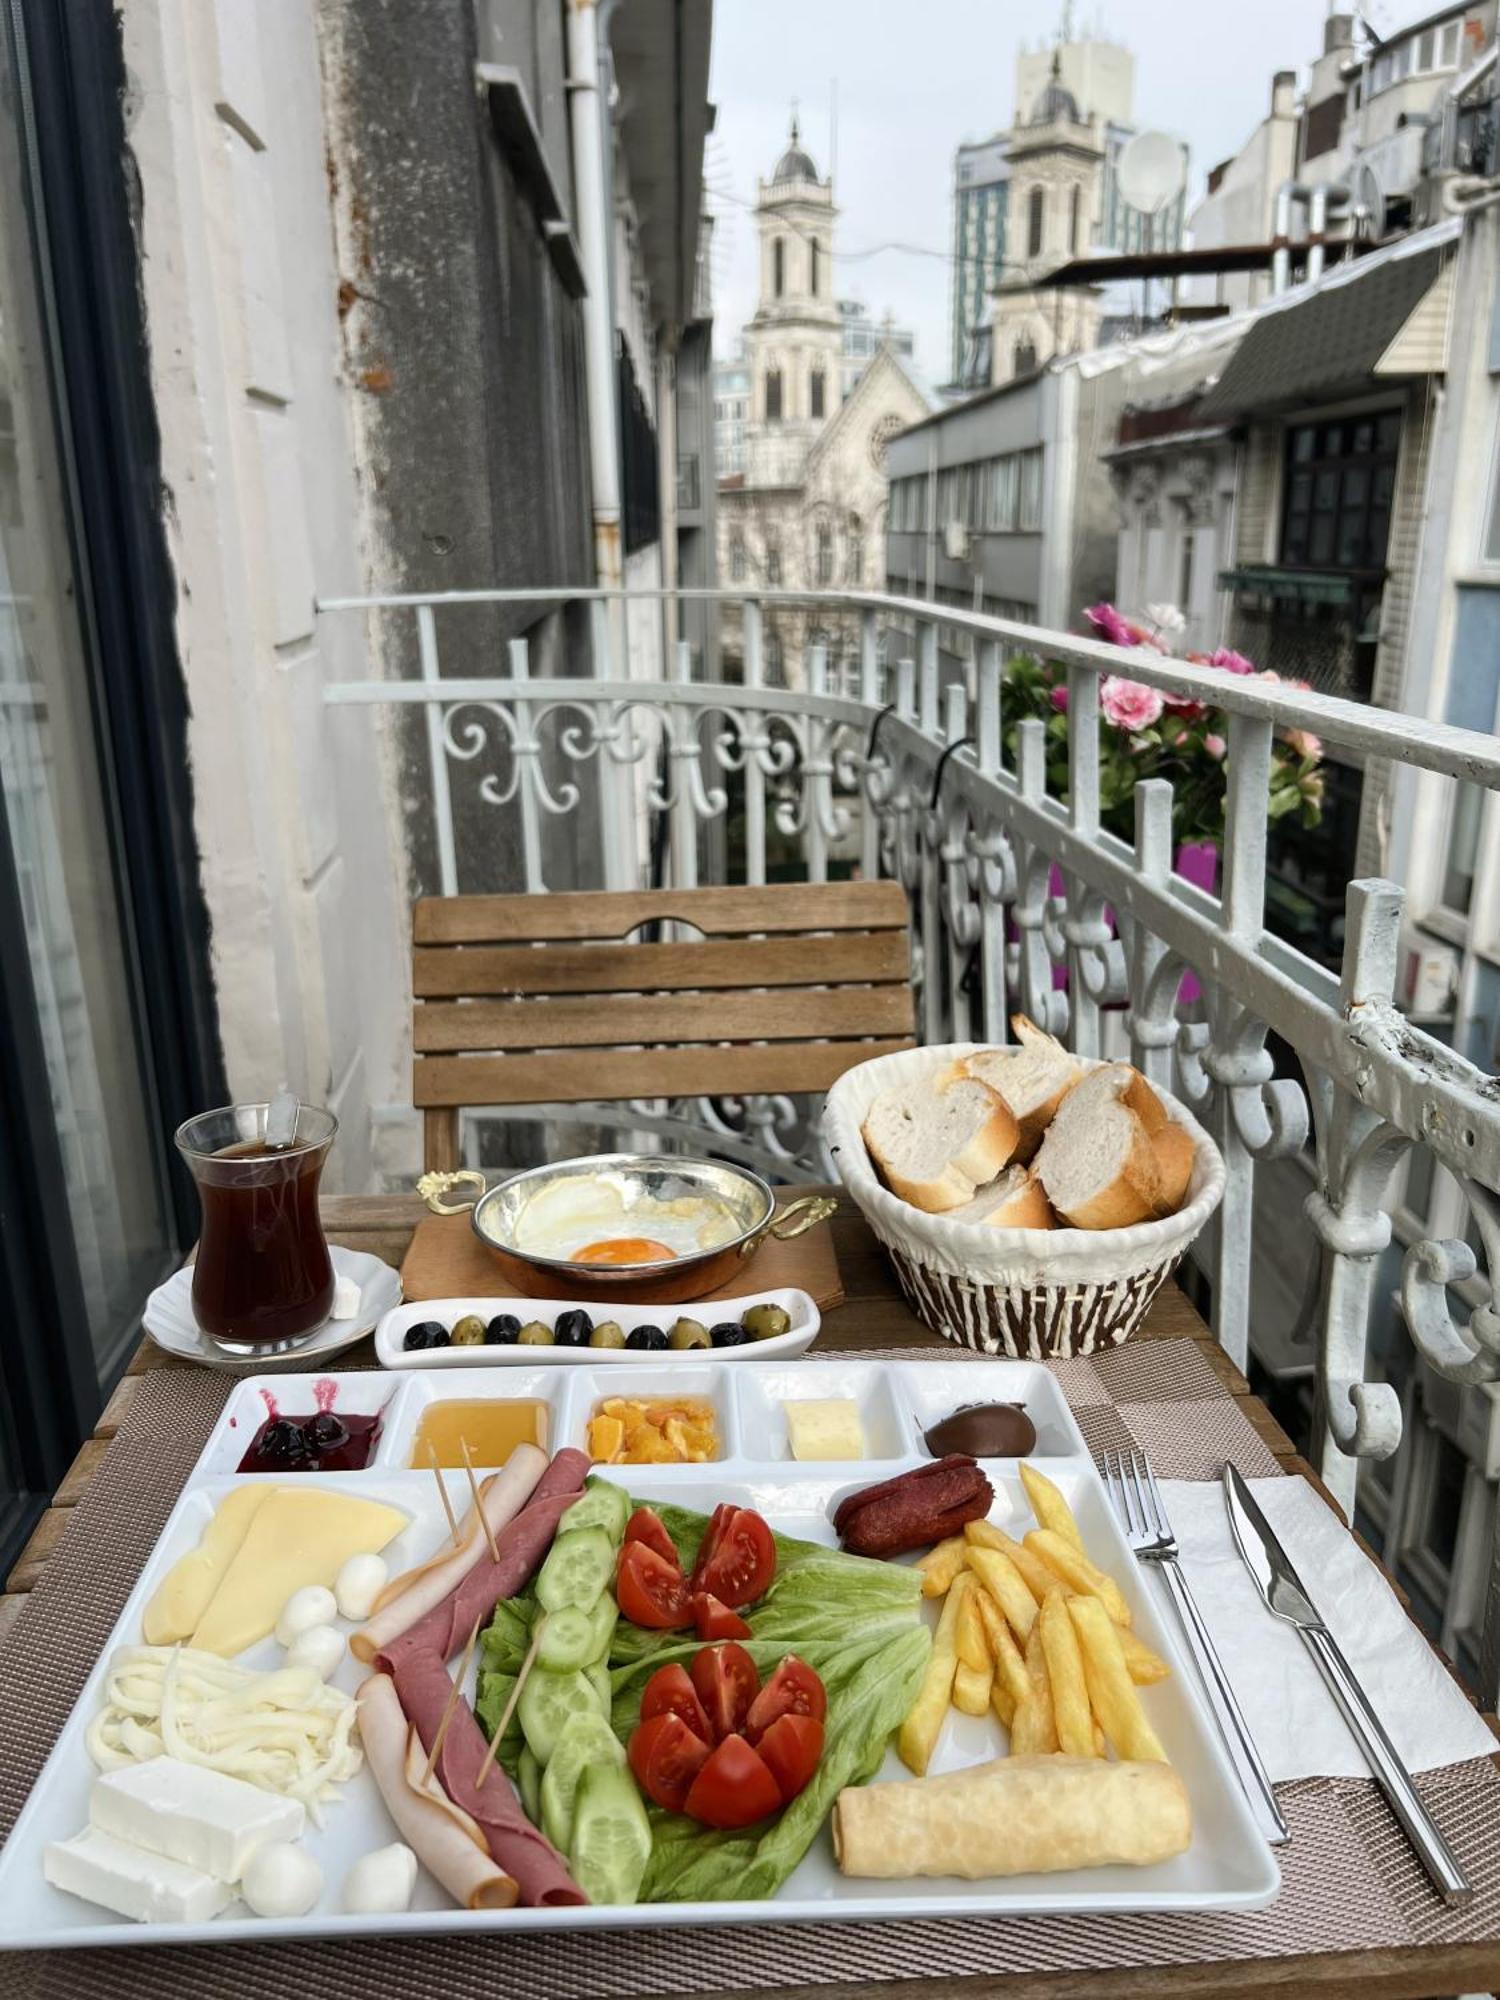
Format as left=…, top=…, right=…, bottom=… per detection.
left=1307, top=183, right=1351, bottom=284
left=566, top=0, right=624, bottom=612
left=657, top=338, right=679, bottom=665
left=1271, top=180, right=1312, bottom=294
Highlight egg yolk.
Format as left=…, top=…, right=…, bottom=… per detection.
left=571, top=1237, right=677, bottom=1266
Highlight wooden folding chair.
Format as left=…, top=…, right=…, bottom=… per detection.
left=411, top=881, right=915, bottom=1171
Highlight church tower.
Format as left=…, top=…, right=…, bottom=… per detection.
left=742, top=116, right=843, bottom=487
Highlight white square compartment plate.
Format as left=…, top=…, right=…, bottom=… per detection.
left=0, top=1360, right=1278, bottom=1950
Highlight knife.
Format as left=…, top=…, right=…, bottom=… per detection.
left=1222, top=1464, right=1472, bottom=1906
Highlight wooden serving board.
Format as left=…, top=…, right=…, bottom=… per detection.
left=398, top=1209, right=845, bottom=1311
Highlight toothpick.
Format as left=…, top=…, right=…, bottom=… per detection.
left=475, top=1614, right=548, bottom=1791
left=428, top=1443, right=461, bottom=1548
left=420, top=1614, right=482, bottom=1788
left=460, top=1438, right=500, bottom=1564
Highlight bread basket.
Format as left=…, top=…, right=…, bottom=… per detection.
left=823, top=1043, right=1226, bottom=1360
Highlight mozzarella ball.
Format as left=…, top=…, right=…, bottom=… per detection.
left=275, top=1584, right=337, bottom=1649
left=334, top=1552, right=389, bottom=1623
left=242, top=1841, right=323, bottom=1918
left=342, top=1842, right=418, bottom=1915
left=284, top=1623, right=344, bottom=1680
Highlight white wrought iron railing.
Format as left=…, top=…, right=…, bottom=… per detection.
left=318, top=585, right=1500, bottom=1698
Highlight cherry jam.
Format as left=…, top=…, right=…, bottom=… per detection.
left=236, top=1383, right=382, bottom=1472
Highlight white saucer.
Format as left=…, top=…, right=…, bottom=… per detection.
left=143, top=1247, right=403, bottom=1374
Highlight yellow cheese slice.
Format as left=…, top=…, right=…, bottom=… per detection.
left=189, top=1489, right=409, bottom=1657
left=142, top=1484, right=274, bottom=1646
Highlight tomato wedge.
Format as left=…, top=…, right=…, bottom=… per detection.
left=681, top=1733, right=783, bottom=1830
left=628, top=1712, right=711, bottom=1813
left=624, top=1506, right=679, bottom=1566
left=692, top=1590, right=751, bottom=1641
left=745, top=1655, right=827, bottom=1741
left=691, top=1505, right=776, bottom=1608
left=639, top=1662, right=712, bottom=1741
left=754, top=1712, right=823, bottom=1806
left=690, top=1641, right=759, bottom=1741
left=616, top=1540, right=691, bottom=1629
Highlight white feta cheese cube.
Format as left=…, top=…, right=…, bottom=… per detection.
left=44, top=1827, right=233, bottom=1924
left=90, top=1759, right=303, bottom=1883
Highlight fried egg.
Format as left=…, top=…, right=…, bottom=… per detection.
left=511, top=1175, right=739, bottom=1265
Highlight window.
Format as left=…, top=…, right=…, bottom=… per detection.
left=1014, top=337, right=1037, bottom=375
left=1417, top=28, right=1435, bottom=69
left=847, top=520, right=863, bottom=583
left=816, top=521, right=833, bottom=584
left=1371, top=50, right=1392, bottom=92
left=1441, top=782, right=1484, bottom=915
left=810, top=238, right=820, bottom=296
left=729, top=533, right=746, bottom=582
left=1018, top=448, right=1043, bottom=530
left=765, top=368, right=783, bottom=422
left=765, top=630, right=785, bottom=683
left=1179, top=526, right=1196, bottom=611
left=773, top=237, right=785, bottom=297
left=1026, top=185, right=1044, bottom=258
left=992, top=455, right=1019, bottom=530
left=1441, top=20, right=1460, bottom=64
left=810, top=370, right=825, bottom=420
left=1069, top=184, right=1081, bottom=254
left=765, top=538, right=782, bottom=585
left=1281, top=414, right=1400, bottom=571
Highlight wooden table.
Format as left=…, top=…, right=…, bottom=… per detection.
left=3, top=1189, right=1491, bottom=2000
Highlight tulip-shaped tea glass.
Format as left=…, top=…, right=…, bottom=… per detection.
left=175, top=1103, right=337, bottom=1353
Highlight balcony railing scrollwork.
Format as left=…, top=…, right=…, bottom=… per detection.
left=319, top=585, right=1500, bottom=1700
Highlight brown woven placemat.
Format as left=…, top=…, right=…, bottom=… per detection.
left=1, top=1357, right=1495, bottom=1999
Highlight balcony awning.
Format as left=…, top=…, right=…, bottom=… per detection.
left=1196, top=245, right=1447, bottom=419
left=1220, top=564, right=1383, bottom=607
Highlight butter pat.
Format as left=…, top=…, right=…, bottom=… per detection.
left=91, top=1759, right=303, bottom=1884
left=785, top=1398, right=865, bottom=1461
left=44, top=1827, right=233, bottom=1924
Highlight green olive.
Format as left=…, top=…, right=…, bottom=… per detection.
left=517, top=1319, right=555, bottom=1346
left=451, top=1313, right=488, bottom=1346
left=589, top=1320, right=626, bottom=1349
left=741, top=1302, right=792, bottom=1341
left=668, top=1316, right=710, bottom=1351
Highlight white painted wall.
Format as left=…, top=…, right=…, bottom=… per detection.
left=121, top=0, right=410, bottom=1191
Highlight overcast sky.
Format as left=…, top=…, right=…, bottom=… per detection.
left=705, top=0, right=1381, bottom=376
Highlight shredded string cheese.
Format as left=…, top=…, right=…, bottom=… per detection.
left=86, top=1646, right=361, bottom=1821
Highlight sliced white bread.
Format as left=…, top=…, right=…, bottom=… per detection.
left=1150, top=1120, right=1195, bottom=1215
left=861, top=1073, right=1019, bottom=1214
left=962, top=1014, right=1086, bottom=1161
left=946, top=1163, right=1056, bottom=1231
left=1033, top=1063, right=1164, bottom=1229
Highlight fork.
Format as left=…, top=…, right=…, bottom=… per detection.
left=1101, top=1448, right=1289, bottom=1847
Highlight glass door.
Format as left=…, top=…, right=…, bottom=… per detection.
left=0, top=0, right=223, bottom=1570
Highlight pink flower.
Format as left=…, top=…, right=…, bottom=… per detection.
left=1050, top=684, right=1069, bottom=712
left=1162, top=693, right=1208, bottom=719
left=1204, top=732, right=1227, bottom=760
left=1207, top=647, right=1256, bottom=676
left=1084, top=601, right=1137, bottom=648
left=1100, top=676, right=1164, bottom=731
left=1283, top=728, right=1322, bottom=760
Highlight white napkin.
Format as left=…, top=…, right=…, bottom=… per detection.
left=1157, top=1477, right=1496, bottom=1783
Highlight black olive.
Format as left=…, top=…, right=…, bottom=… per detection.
left=709, top=1321, right=752, bottom=1348
left=402, top=1319, right=450, bottom=1352
left=554, top=1309, right=594, bottom=1348
left=625, top=1323, right=668, bottom=1351
left=258, top=1418, right=310, bottom=1462
left=486, top=1313, right=521, bottom=1345
left=304, top=1412, right=348, bottom=1451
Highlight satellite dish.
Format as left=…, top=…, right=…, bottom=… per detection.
left=1350, top=160, right=1387, bottom=241
left=1117, top=131, right=1186, bottom=215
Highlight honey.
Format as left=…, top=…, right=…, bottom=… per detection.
left=587, top=1396, right=719, bottom=1465
left=410, top=1398, right=548, bottom=1468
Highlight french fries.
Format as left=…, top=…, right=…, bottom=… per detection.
left=1024, top=1528, right=1133, bottom=1628
left=898, top=1570, right=971, bottom=1775
left=1038, top=1589, right=1095, bottom=1756
left=896, top=1462, right=1175, bottom=1779
left=1068, top=1596, right=1168, bottom=1763
left=1019, top=1464, right=1085, bottom=1553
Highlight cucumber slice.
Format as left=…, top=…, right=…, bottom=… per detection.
left=535, top=1526, right=615, bottom=1614
left=570, top=1761, right=651, bottom=1906
left=586, top=1659, right=613, bottom=1713
left=516, top=1666, right=602, bottom=1765
left=537, top=1604, right=597, bottom=1672
left=539, top=1710, right=625, bottom=1853
left=517, top=1742, right=542, bottom=1824
left=587, top=1593, right=619, bottom=1660
left=559, top=1477, right=630, bottom=1543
